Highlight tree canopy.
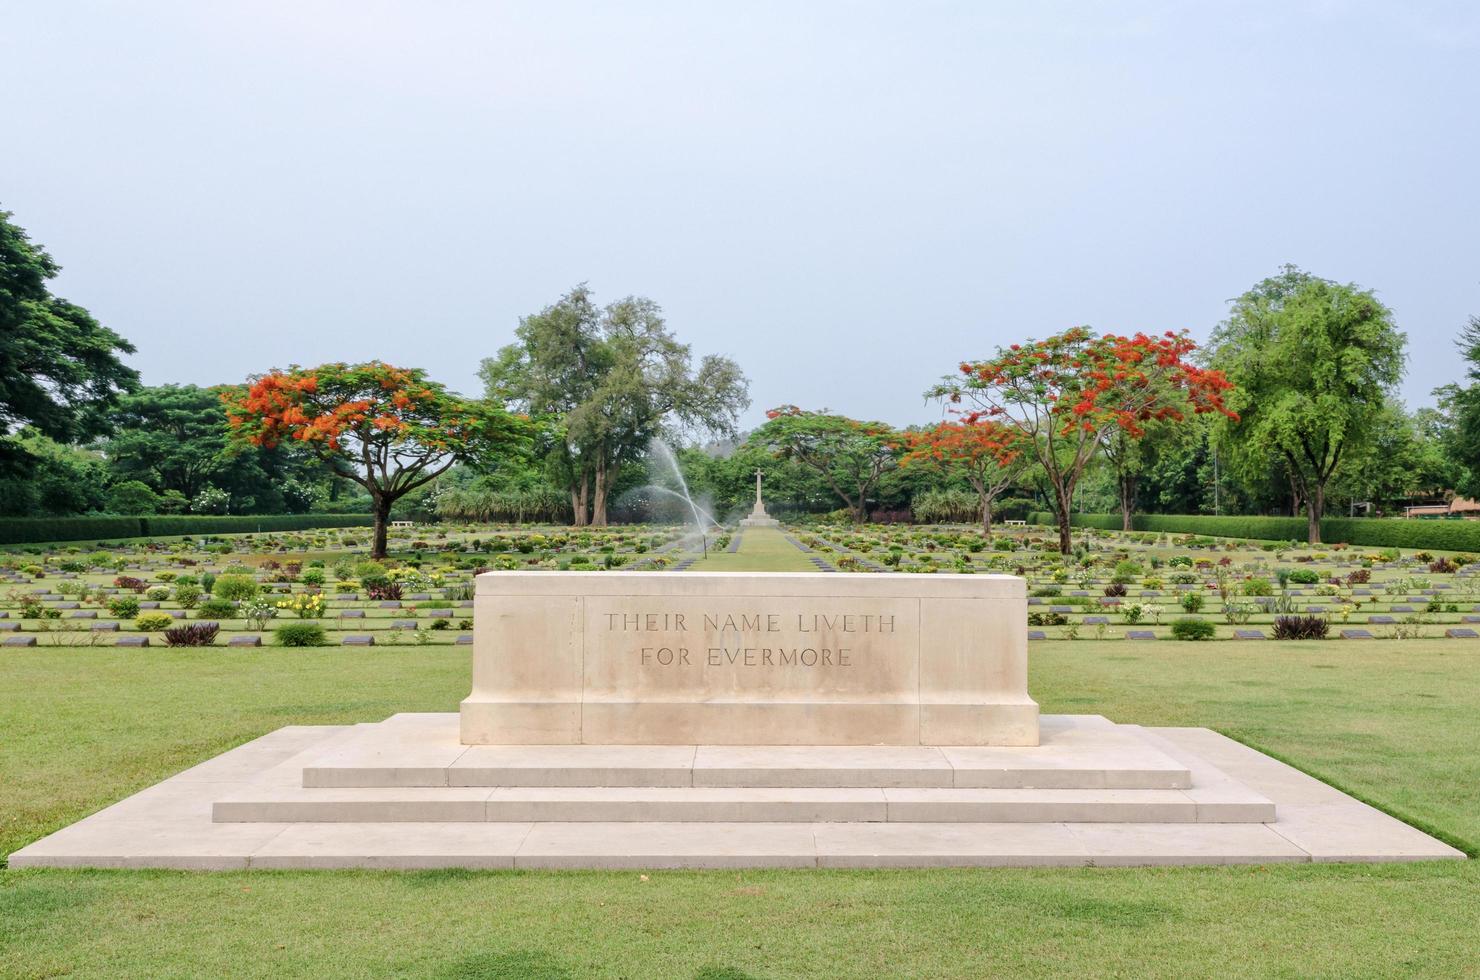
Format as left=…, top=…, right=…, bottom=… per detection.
left=223, top=361, right=530, bottom=557
left=0, top=209, right=137, bottom=479
left=754, top=407, right=900, bottom=521
left=1208, top=266, right=1405, bottom=542
left=482, top=285, right=749, bottom=526
left=930, top=327, right=1235, bottom=552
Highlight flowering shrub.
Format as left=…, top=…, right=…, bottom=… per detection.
left=276, top=593, right=325, bottom=619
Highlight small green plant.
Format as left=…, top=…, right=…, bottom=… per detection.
left=173, top=582, right=202, bottom=609
left=1222, top=600, right=1255, bottom=625
left=106, top=596, right=140, bottom=619
left=197, top=598, right=236, bottom=619
left=134, top=612, right=176, bottom=632
left=274, top=622, right=327, bottom=647
left=1170, top=618, right=1216, bottom=641
left=1179, top=592, right=1205, bottom=614
left=213, top=574, right=259, bottom=601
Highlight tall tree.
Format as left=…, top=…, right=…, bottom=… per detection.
left=931, top=328, right=1235, bottom=553
left=106, top=384, right=236, bottom=500
left=223, top=361, right=529, bottom=558
left=901, top=420, right=1026, bottom=533
left=755, top=407, right=900, bottom=522
left=0, top=209, right=138, bottom=479
left=106, top=383, right=328, bottom=514
left=482, top=285, right=749, bottom=526
left=1435, top=315, right=1480, bottom=501
left=1208, top=267, right=1405, bottom=543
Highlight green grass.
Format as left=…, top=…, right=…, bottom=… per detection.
left=687, top=527, right=817, bottom=572
left=3, top=638, right=1478, bottom=978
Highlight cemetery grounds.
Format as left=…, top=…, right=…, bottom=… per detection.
left=1, top=522, right=1477, bottom=978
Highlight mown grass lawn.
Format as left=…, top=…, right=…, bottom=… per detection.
left=3, top=639, right=1477, bottom=978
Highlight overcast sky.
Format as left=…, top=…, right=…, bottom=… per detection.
left=4, top=1, right=1477, bottom=431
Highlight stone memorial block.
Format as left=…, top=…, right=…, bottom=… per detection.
left=91, top=622, right=119, bottom=631
left=455, top=634, right=474, bottom=644
left=343, top=635, right=375, bottom=646
left=1027, top=630, right=1046, bottom=640
left=464, top=571, right=1037, bottom=747
left=1234, top=629, right=1266, bottom=640
left=116, top=635, right=149, bottom=647
left=340, top=610, right=366, bottom=619
left=0, top=622, right=18, bottom=632
left=1125, top=630, right=1156, bottom=640
left=3, top=636, right=37, bottom=647
left=1340, top=629, right=1373, bottom=639
left=228, top=635, right=262, bottom=647
left=392, top=620, right=419, bottom=630
left=1083, top=616, right=1109, bottom=625
left=1368, top=615, right=1395, bottom=624
left=1445, top=628, right=1479, bottom=638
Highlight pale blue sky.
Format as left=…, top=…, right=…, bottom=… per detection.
left=4, top=1, right=1477, bottom=430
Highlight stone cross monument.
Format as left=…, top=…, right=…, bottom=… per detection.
left=740, top=468, right=780, bottom=527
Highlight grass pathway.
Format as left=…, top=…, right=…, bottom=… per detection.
left=685, top=526, right=816, bottom=572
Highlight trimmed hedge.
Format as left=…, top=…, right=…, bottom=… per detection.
left=1029, top=511, right=1480, bottom=552
left=0, top=514, right=373, bottom=546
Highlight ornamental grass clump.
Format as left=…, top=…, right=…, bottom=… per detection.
left=1272, top=615, right=1329, bottom=640
left=163, top=622, right=219, bottom=647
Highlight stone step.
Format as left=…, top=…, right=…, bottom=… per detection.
left=298, top=712, right=1194, bottom=791
left=212, top=783, right=1273, bottom=825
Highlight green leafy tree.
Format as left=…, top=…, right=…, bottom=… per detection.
left=482, top=285, right=749, bottom=526
left=223, top=361, right=530, bottom=558
left=1208, top=267, right=1406, bottom=543
left=105, top=480, right=162, bottom=514
left=755, top=407, right=900, bottom=522
left=0, top=209, right=138, bottom=481
left=105, top=385, right=234, bottom=500
left=1435, top=315, right=1480, bottom=500
left=0, top=430, right=110, bottom=516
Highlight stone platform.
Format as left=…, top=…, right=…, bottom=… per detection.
left=10, top=714, right=1464, bottom=869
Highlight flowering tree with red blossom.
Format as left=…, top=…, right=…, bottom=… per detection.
left=928, top=328, right=1237, bottom=553
left=902, top=420, right=1027, bottom=534
left=222, top=362, right=529, bottom=558
left=756, top=406, right=900, bottom=522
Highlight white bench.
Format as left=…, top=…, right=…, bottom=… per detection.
left=390, top=521, right=415, bottom=528
left=1004, top=520, right=1027, bottom=527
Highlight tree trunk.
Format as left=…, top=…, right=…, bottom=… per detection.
left=1307, top=481, right=1324, bottom=545
left=591, top=456, right=609, bottom=527
left=370, top=494, right=391, bottom=561
left=980, top=496, right=993, bottom=535
left=1118, top=472, right=1137, bottom=531
left=570, top=472, right=588, bottom=527
left=1052, top=482, right=1073, bottom=555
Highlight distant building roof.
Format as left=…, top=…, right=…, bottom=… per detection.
left=1404, top=497, right=1480, bottom=518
